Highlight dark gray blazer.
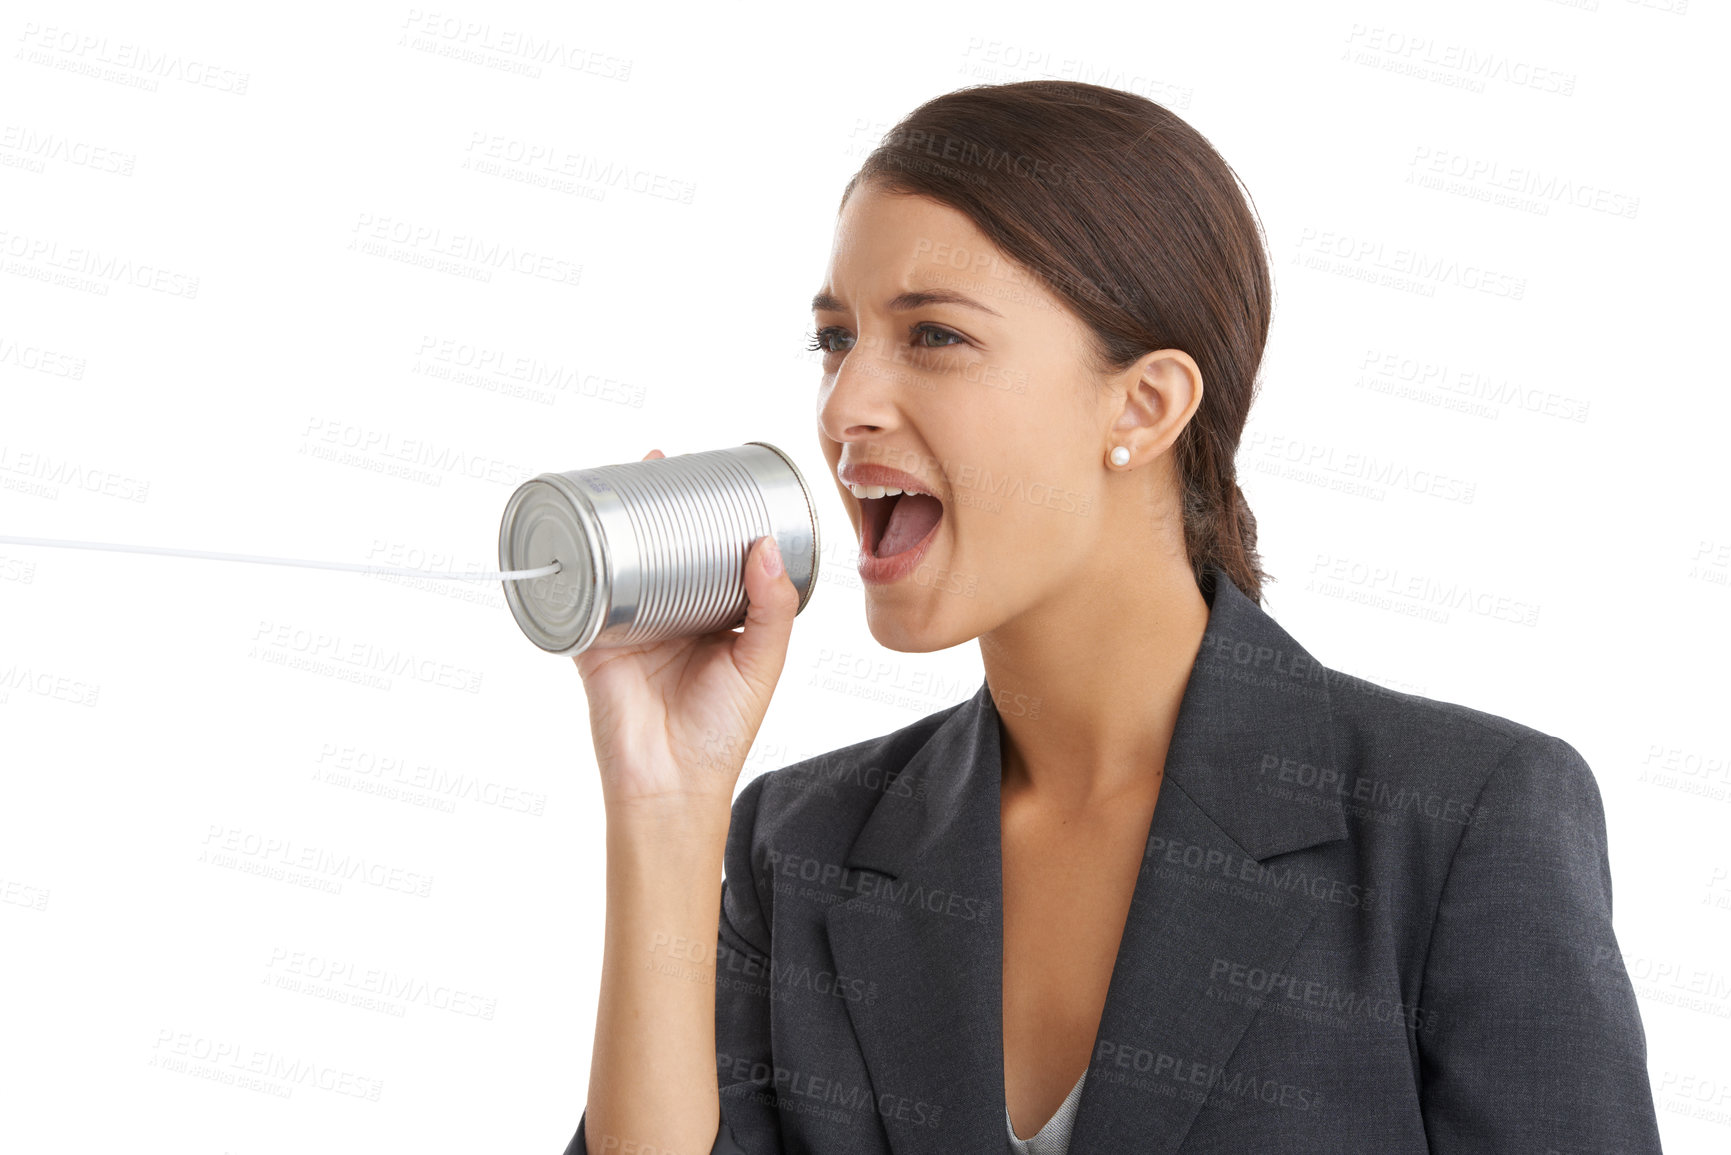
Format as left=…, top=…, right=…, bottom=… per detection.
left=562, top=562, right=1663, bottom=1154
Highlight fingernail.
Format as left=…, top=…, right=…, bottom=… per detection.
left=762, top=537, right=783, bottom=577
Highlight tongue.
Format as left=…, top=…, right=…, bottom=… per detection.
left=876, top=494, right=943, bottom=558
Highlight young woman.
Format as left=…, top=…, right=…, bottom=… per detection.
left=562, top=81, right=1661, bottom=1154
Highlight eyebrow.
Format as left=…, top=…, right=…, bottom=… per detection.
left=810, top=287, right=1004, bottom=318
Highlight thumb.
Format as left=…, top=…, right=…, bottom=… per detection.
left=731, top=535, right=800, bottom=697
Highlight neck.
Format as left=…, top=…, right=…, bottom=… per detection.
left=981, top=558, right=1210, bottom=813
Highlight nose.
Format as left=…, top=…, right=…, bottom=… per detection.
left=816, top=333, right=901, bottom=444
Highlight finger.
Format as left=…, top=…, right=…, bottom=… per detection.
left=731, top=535, right=800, bottom=698
left=642, top=448, right=666, bottom=461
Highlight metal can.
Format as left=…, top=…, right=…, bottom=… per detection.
left=497, top=442, right=821, bottom=655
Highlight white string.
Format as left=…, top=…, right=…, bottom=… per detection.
left=0, top=535, right=563, bottom=581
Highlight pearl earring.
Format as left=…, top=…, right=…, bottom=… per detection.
left=1110, top=446, right=1131, bottom=467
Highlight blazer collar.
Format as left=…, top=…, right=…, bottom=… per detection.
left=822, top=563, right=1347, bottom=1154
left=841, top=561, right=1344, bottom=877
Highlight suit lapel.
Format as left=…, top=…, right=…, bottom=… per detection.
left=824, top=675, right=1005, bottom=1153
left=824, top=565, right=1348, bottom=1154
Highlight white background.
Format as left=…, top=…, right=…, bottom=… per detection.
left=2, top=0, right=1727, bottom=1151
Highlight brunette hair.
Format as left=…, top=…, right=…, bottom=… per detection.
left=842, top=80, right=1274, bottom=603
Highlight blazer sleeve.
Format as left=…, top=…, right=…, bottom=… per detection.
left=1415, top=732, right=1664, bottom=1153
left=560, top=773, right=785, bottom=1155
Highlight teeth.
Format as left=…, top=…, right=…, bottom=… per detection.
left=845, top=481, right=925, bottom=500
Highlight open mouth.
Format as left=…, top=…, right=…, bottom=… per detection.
left=858, top=490, right=945, bottom=559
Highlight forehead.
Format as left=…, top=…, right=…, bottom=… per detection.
left=825, top=184, right=1027, bottom=302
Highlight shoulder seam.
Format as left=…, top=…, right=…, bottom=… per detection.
left=1410, top=731, right=1545, bottom=1011
left=1328, top=669, right=1550, bottom=746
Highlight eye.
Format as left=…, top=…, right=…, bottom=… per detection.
left=912, top=323, right=966, bottom=349
left=806, top=326, right=854, bottom=354
left=804, top=323, right=967, bottom=355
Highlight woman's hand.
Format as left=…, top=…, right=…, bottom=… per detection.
left=573, top=449, right=803, bottom=812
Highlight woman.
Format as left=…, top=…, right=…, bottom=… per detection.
left=562, top=81, right=1661, bottom=1154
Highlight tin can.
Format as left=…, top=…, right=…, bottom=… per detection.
left=497, top=442, right=821, bottom=655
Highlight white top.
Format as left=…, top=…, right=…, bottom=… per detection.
left=1007, top=1070, right=1087, bottom=1154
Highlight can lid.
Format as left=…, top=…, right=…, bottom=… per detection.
left=744, top=441, right=821, bottom=616
left=498, top=476, right=604, bottom=654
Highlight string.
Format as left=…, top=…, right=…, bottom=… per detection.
left=0, top=535, right=562, bottom=581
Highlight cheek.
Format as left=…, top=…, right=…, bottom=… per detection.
left=953, top=477, right=1098, bottom=565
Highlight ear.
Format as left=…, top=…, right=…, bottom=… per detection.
left=1107, top=349, right=1203, bottom=468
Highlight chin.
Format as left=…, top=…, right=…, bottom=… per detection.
left=863, top=599, right=975, bottom=654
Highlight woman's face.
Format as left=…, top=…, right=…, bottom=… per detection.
left=814, top=182, right=1172, bottom=653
